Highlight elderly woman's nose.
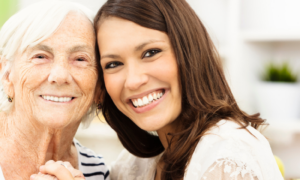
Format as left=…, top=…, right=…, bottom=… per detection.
left=48, top=63, right=72, bottom=85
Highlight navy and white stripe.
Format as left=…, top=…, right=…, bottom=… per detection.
left=74, top=139, right=110, bottom=180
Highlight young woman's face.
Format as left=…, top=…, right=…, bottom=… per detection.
left=97, top=17, right=182, bottom=132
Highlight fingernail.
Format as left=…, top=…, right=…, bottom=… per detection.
left=39, top=165, right=45, bottom=171
left=30, top=174, right=36, bottom=180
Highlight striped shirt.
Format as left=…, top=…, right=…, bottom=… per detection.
left=74, top=139, right=110, bottom=180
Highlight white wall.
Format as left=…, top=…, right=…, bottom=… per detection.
left=19, top=0, right=107, bottom=13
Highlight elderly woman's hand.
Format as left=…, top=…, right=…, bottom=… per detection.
left=30, top=160, right=85, bottom=180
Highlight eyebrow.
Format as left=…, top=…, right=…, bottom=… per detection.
left=29, top=44, right=53, bottom=54
left=134, top=40, right=164, bottom=52
left=100, top=40, right=164, bottom=60
left=68, top=45, right=93, bottom=53
left=29, top=44, right=93, bottom=54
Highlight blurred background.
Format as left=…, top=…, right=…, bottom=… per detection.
left=1, top=0, right=300, bottom=179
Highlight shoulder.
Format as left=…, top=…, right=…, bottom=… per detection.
left=203, top=120, right=268, bottom=145
left=74, top=139, right=110, bottom=180
left=110, top=149, right=158, bottom=180
left=185, top=120, right=283, bottom=180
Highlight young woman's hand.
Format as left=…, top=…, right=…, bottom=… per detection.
left=30, top=160, right=85, bottom=180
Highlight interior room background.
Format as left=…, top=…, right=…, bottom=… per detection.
left=1, top=0, right=300, bottom=179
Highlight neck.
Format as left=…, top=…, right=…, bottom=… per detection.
left=155, top=120, right=181, bottom=180
left=0, top=111, right=79, bottom=179
left=156, top=119, right=180, bottom=150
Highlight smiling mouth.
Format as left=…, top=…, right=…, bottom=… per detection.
left=41, top=95, right=75, bottom=103
left=130, top=89, right=165, bottom=108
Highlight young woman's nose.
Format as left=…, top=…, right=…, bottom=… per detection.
left=48, top=61, right=72, bottom=85
left=124, top=65, right=148, bottom=91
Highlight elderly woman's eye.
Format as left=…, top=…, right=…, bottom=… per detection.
left=76, top=57, right=86, bottom=61
left=34, top=55, right=46, bottom=59
left=143, top=49, right=161, bottom=58
left=105, top=61, right=123, bottom=69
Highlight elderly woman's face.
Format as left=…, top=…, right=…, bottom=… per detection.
left=6, top=13, right=97, bottom=128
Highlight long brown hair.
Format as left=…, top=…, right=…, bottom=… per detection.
left=95, top=0, right=265, bottom=179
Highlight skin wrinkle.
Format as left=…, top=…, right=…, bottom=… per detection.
left=0, top=12, right=97, bottom=179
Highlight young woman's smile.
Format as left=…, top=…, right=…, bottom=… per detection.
left=98, top=17, right=182, bottom=132
left=127, top=88, right=168, bottom=113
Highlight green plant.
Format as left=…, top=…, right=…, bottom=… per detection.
left=262, top=62, right=297, bottom=82
left=0, top=0, right=18, bottom=27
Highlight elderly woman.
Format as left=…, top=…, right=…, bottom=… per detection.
left=0, top=1, right=109, bottom=180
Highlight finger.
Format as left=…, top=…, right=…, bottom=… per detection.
left=63, top=161, right=73, bottom=168
left=45, top=160, right=55, bottom=165
left=39, top=163, right=74, bottom=180
left=30, top=174, right=58, bottom=180
left=62, top=162, right=84, bottom=178
left=55, top=161, right=63, bottom=165
left=74, top=177, right=85, bottom=180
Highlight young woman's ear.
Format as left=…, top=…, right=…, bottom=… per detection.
left=0, top=57, right=14, bottom=100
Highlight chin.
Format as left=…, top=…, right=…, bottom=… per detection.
left=37, top=115, right=74, bottom=129
left=136, top=118, right=166, bottom=132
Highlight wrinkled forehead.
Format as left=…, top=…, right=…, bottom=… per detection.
left=0, top=1, right=95, bottom=61
left=22, top=12, right=96, bottom=54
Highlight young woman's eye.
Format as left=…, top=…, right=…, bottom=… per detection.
left=105, top=61, right=123, bottom=69
left=143, top=49, right=161, bottom=58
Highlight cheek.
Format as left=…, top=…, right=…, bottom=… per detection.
left=13, top=65, right=49, bottom=93
left=150, top=55, right=179, bottom=88
left=73, top=68, right=98, bottom=95
left=104, top=74, right=123, bottom=104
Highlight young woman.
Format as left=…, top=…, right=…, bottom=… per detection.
left=32, top=0, right=283, bottom=180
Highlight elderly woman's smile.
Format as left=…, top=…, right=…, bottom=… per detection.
left=8, top=12, right=97, bottom=128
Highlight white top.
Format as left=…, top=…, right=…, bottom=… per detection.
left=0, top=139, right=110, bottom=180
left=111, top=120, right=284, bottom=180
left=0, top=165, right=4, bottom=180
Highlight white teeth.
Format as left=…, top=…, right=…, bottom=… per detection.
left=42, top=95, right=72, bottom=102
left=142, top=96, right=149, bottom=105
left=148, top=94, right=153, bottom=102
left=133, top=99, right=138, bottom=107
left=131, top=90, right=165, bottom=108
left=153, top=93, right=157, bottom=100
left=138, top=99, right=143, bottom=106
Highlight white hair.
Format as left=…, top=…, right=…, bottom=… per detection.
left=0, top=0, right=97, bottom=128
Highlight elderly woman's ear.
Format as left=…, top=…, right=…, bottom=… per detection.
left=0, top=56, right=14, bottom=101
left=94, top=81, right=104, bottom=107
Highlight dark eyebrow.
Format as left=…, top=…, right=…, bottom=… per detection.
left=100, top=40, right=164, bottom=60
left=101, top=54, right=121, bottom=60
left=135, top=40, right=164, bottom=52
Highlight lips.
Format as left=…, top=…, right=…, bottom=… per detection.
left=130, top=89, right=165, bottom=108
